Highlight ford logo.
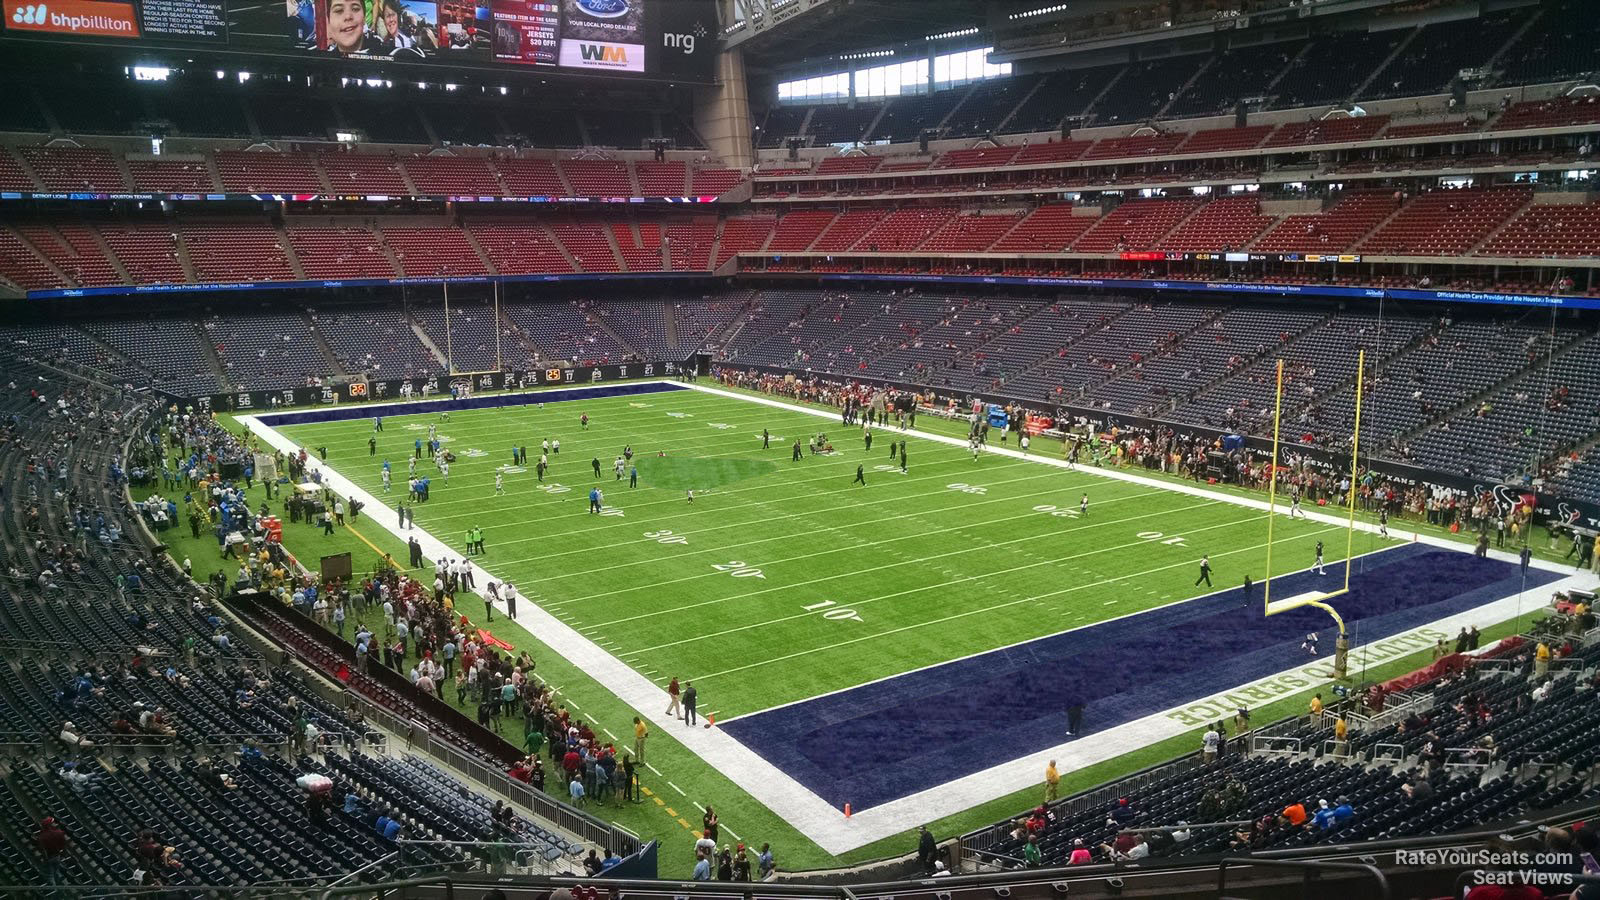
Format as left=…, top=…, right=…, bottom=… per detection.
left=575, top=0, right=628, bottom=17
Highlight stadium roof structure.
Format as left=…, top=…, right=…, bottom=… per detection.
left=721, top=0, right=998, bottom=62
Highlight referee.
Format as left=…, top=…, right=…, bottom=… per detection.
left=853, top=464, right=866, bottom=485
left=1195, top=554, right=1212, bottom=586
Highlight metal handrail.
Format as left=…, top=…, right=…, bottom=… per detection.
left=325, top=851, right=401, bottom=889
left=1217, top=857, right=1390, bottom=900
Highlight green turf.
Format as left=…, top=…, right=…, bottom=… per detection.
left=271, top=388, right=1395, bottom=721
left=151, top=383, right=1552, bottom=872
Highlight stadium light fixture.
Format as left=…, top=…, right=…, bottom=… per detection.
left=132, top=66, right=170, bottom=81
left=924, top=26, right=978, bottom=41
left=1010, top=3, right=1068, bottom=21
left=238, top=72, right=251, bottom=83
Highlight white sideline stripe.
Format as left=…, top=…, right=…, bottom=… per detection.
left=669, top=781, right=687, bottom=796
left=238, top=381, right=1582, bottom=856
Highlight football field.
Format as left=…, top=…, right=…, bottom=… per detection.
left=273, top=384, right=1373, bottom=720
left=240, top=380, right=1565, bottom=857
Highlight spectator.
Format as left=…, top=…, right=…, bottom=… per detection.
left=1022, top=834, right=1042, bottom=867
left=1068, top=838, right=1092, bottom=865
left=36, top=817, right=68, bottom=886
left=1100, top=828, right=1149, bottom=862
left=916, top=824, right=938, bottom=874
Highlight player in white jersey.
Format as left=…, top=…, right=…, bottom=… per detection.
left=495, top=472, right=504, bottom=495
left=381, top=469, right=391, bottom=492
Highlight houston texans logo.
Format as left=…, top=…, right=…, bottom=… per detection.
left=1491, top=484, right=1518, bottom=510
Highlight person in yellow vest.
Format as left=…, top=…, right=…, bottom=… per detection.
left=633, top=716, right=648, bottom=764
left=1044, top=760, right=1060, bottom=803
left=1309, top=693, right=1324, bottom=724
left=1534, top=641, right=1551, bottom=678
left=1333, top=715, right=1348, bottom=753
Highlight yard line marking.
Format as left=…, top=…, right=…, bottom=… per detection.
left=685, top=522, right=1348, bottom=686
left=580, top=496, right=1226, bottom=623
left=645, top=763, right=664, bottom=777
left=668, top=781, right=687, bottom=796
left=602, top=728, right=619, bottom=741
left=438, top=453, right=1049, bottom=551
left=539, top=482, right=1178, bottom=603
left=518, top=481, right=1176, bottom=587
left=722, top=824, right=742, bottom=842
left=691, top=801, right=706, bottom=812
left=635, top=508, right=1323, bottom=659
left=494, top=462, right=1114, bottom=565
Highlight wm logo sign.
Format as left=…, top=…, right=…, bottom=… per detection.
left=579, top=42, right=628, bottom=63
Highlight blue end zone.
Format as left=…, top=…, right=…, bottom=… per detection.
left=253, top=382, right=688, bottom=427
left=721, top=544, right=1560, bottom=811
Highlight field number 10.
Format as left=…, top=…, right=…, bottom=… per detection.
left=803, top=600, right=862, bottom=622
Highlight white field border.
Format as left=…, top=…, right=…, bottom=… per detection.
left=238, top=380, right=1587, bottom=856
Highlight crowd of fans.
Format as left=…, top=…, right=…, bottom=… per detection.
left=712, top=366, right=1559, bottom=546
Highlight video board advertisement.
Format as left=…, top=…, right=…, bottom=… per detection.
left=4, top=0, right=225, bottom=42
left=4, top=0, right=715, bottom=81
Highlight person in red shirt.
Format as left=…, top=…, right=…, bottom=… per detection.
left=1067, top=838, right=1091, bottom=865
left=666, top=677, right=682, bottom=719
left=563, top=748, right=581, bottom=780
left=37, top=818, right=68, bottom=886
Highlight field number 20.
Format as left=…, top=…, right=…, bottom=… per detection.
left=712, top=560, right=765, bottom=579
left=645, top=530, right=687, bottom=545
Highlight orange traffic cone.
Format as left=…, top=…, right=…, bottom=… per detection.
left=844, top=803, right=852, bottom=818
left=704, top=714, right=715, bottom=729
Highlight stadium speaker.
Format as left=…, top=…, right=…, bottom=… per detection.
left=1451, top=78, right=1468, bottom=107
left=220, top=461, right=243, bottom=480
left=919, top=131, right=930, bottom=154
left=1235, top=101, right=1248, bottom=128
left=1061, top=124, right=1072, bottom=140
left=786, top=138, right=802, bottom=161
